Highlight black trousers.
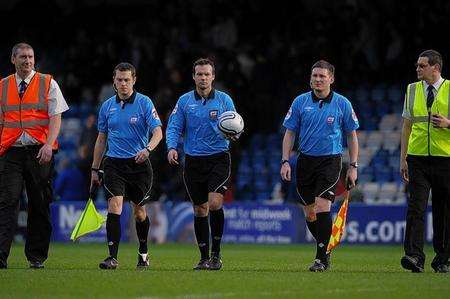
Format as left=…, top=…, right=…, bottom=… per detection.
left=404, top=155, right=450, bottom=265
left=0, top=146, right=54, bottom=264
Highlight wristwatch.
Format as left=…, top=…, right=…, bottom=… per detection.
left=145, top=146, right=153, bottom=154
left=349, top=162, right=359, bottom=169
left=281, top=159, right=289, bottom=165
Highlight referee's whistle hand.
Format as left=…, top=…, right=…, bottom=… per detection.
left=280, top=164, right=291, bottom=181
left=167, top=149, right=179, bottom=165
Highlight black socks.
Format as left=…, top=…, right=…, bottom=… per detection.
left=209, top=208, right=224, bottom=255
left=306, top=220, right=318, bottom=240
left=194, top=216, right=210, bottom=260
left=106, top=213, right=121, bottom=259
left=136, top=216, right=150, bottom=254
left=315, top=211, right=332, bottom=261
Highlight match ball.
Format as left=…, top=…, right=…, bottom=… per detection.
left=218, top=111, right=244, bottom=136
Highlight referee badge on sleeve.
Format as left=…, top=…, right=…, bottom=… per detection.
left=152, top=108, right=160, bottom=120
left=351, top=109, right=358, bottom=122
left=285, top=108, right=292, bottom=119
left=171, top=104, right=178, bottom=115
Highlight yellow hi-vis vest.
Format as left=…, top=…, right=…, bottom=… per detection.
left=406, top=80, right=450, bottom=156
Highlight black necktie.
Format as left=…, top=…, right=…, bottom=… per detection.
left=426, top=85, right=434, bottom=109
left=19, top=80, right=28, bottom=98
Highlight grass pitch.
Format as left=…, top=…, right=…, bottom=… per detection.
left=0, top=243, right=448, bottom=298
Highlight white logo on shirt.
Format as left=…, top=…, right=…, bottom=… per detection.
left=171, top=104, right=178, bottom=115
left=285, top=108, right=292, bottom=119
left=305, top=106, right=313, bottom=111
left=130, top=117, right=138, bottom=124
left=351, top=109, right=359, bottom=122
left=152, top=108, right=160, bottom=120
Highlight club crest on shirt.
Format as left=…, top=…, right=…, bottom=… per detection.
left=209, top=110, right=218, bottom=120
left=130, top=116, right=138, bottom=124
left=327, top=116, right=335, bottom=124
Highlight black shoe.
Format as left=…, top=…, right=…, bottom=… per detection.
left=136, top=253, right=150, bottom=270
left=309, top=259, right=326, bottom=272
left=431, top=263, right=449, bottom=273
left=401, top=255, right=424, bottom=273
left=99, top=257, right=119, bottom=270
left=193, top=259, right=210, bottom=270
left=29, top=261, right=44, bottom=269
left=209, top=253, right=223, bottom=270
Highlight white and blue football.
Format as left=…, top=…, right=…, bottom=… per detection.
left=218, top=111, right=244, bottom=136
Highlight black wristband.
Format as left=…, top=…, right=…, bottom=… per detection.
left=91, top=167, right=99, bottom=172
left=281, top=159, right=289, bottom=165
left=349, top=162, right=358, bottom=169
left=145, top=146, right=152, bottom=154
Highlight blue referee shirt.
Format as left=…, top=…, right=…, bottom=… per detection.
left=98, top=91, right=162, bottom=158
left=283, top=91, right=359, bottom=156
left=166, top=89, right=236, bottom=156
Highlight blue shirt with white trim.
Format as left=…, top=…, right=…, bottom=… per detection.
left=166, top=89, right=236, bottom=156
left=283, top=91, right=359, bottom=156
left=98, top=91, right=162, bottom=158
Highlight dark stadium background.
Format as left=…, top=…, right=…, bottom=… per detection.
left=1, top=0, right=449, bottom=244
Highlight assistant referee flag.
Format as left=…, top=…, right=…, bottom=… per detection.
left=327, top=192, right=350, bottom=251
left=70, top=198, right=106, bottom=241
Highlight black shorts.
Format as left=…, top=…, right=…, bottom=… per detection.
left=296, top=153, right=342, bottom=206
left=183, top=152, right=231, bottom=206
left=103, top=156, right=153, bottom=206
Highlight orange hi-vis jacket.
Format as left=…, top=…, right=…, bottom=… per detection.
left=0, top=72, right=58, bottom=156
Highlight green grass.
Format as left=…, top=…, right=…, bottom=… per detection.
left=0, top=243, right=448, bottom=299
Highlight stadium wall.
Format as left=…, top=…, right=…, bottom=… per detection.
left=13, top=202, right=433, bottom=245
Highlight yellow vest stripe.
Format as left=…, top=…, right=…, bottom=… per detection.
left=408, top=83, right=416, bottom=118
left=3, top=119, right=50, bottom=128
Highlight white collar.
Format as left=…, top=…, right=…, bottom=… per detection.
left=423, top=76, right=444, bottom=91
left=15, top=70, right=36, bottom=86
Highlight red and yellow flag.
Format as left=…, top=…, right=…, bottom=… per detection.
left=327, top=192, right=350, bottom=251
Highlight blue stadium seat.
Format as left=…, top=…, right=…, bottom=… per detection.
left=236, top=174, right=252, bottom=191
left=255, top=191, right=271, bottom=202
left=64, top=104, right=79, bottom=118
left=254, top=175, right=269, bottom=192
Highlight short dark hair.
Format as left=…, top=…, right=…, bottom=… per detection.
left=419, top=49, right=443, bottom=71
left=113, top=62, right=136, bottom=78
left=11, top=42, right=33, bottom=58
left=192, top=58, right=215, bottom=75
left=311, top=60, right=335, bottom=76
